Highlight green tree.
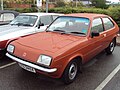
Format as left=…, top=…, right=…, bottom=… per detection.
left=55, top=0, right=66, bottom=7
left=91, top=0, right=108, bottom=9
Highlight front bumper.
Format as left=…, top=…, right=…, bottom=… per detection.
left=6, top=53, right=57, bottom=73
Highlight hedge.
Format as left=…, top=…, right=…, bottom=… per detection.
left=47, top=7, right=120, bottom=27
left=5, top=6, right=120, bottom=27
left=5, top=8, right=37, bottom=13
left=108, top=6, right=120, bottom=27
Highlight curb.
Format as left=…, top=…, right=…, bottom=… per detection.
left=117, top=35, right=120, bottom=46
left=117, top=43, right=120, bottom=46
left=117, top=42, right=120, bottom=46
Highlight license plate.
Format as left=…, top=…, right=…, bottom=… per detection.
left=19, top=63, right=36, bottom=73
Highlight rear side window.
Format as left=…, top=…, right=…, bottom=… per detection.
left=40, top=15, right=52, bottom=25
left=102, top=18, right=114, bottom=30
left=91, top=18, right=104, bottom=33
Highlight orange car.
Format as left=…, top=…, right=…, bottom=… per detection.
left=6, top=13, right=119, bottom=84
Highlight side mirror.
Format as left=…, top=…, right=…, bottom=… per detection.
left=91, top=32, right=99, bottom=38
left=38, top=23, right=44, bottom=29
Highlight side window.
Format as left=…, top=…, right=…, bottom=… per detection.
left=40, top=15, right=52, bottom=25
left=91, top=18, right=104, bottom=33
left=102, top=17, right=114, bottom=30
left=0, top=13, right=15, bottom=21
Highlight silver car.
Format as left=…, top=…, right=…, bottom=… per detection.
left=0, top=13, right=63, bottom=58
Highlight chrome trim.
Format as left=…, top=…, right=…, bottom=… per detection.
left=6, top=53, right=57, bottom=73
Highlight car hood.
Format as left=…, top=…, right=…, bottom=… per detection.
left=0, top=25, right=32, bottom=41
left=15, top=32, right=86, bottom=53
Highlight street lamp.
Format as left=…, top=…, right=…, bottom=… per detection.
left=88, top=0, right=90, bottom=6
left=76, top=0, right=77, bottom=7
left=1, top=0, right=3, bottom=10
left=46, top=0, right=49, bottom=13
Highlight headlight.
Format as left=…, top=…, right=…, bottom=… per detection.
left=7, top=44, right=15, bottom=53
left=37, top=55, right=52, bottom=66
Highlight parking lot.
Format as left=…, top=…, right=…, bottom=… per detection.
left=0, top=46, right=119, bottom=90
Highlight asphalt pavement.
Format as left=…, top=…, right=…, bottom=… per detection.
left=0, top=46, right=120, bottom=90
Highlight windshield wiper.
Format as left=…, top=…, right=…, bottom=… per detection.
left=70, top=32, right=86, bottom=35
left=53, top=29, right=67, bottom=34
left=22, top=23, right=32, bottom=26
left=53, top=29, right=66, bottom=32
left=10, top=23, right=23, bottom=26
left=10, top=24, right=17, bottom=26
left=15, top=23, right=24, bottom=26
left=11, top=23, right=32, bottom=27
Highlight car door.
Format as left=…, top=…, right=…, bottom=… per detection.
left=35, top=15, right=53, bottom=32
left=102, top=17, right=115, bottom=47
left=84, top=17, right=107, bottom=62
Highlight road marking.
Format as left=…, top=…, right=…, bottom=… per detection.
left=0, top=62, right=16, bottom=69
left=95, top=64, right=120, bottom=90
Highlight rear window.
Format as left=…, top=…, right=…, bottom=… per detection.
left=0, top=13, right=14, bottom=21
left=102, top=18, right=114, bottom=30
left=40, top=15, right=52, bottom=25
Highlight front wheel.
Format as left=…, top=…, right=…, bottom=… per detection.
left=0, top=49, right=6, bottom=59
left=62, top=60, right=78, bottom=84
left=105, top=39, right=116, bottom=55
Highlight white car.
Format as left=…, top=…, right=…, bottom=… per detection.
left=0, top=13, right=63, bottom=58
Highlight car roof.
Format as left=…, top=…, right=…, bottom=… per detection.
left=0, top=10, right=19, bottom=15
left=64, top=13, right=108, bottom=19
left=20, top=12, right=64, bottom=16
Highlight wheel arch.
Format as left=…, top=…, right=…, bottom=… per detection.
left=70, top=56, right=83, bottom=66
left=62, top=55, right=83, bottom=75
left=61, top=55, right=83, bottom=84
left=5, top=38, right=19, bottom=48
left=68, top=55, right=83, bottom=65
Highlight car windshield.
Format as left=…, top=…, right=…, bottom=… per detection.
left=10, top=15, right=38, bottom=27
left=47, top=16, right=90, bottom=35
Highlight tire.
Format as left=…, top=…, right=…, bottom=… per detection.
left=62, top=60, right=78, bottom=84
left=105, top=39, right=116, bottom=55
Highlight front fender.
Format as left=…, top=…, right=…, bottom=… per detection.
left=52, top=53, right=83, bottom=78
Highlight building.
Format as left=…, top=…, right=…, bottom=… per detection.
left=49, top=0, right=91, bottom=5
left=80, top=0, right=91, bottom=5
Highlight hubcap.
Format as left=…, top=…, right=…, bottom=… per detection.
left=110, top=42, right=114, bottom=52
left=68, top=62, right=77, bottom=80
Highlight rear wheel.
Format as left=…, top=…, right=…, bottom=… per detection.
left=105, top=39, right=116, bottom=55
left=62, top=60, right=78, bottom=84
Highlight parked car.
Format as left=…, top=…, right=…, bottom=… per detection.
left=6, top=13, right=119, bottom=84
left=0, top=10, right=19, bottom=25
left=0, top=13, right=63, bottom=58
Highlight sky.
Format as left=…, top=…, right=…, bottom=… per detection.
left=107, top=0, right=120, bottom=3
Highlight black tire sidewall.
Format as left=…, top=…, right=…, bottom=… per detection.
left=105, top=40, right=115, bottom=55
left=62, top=60, right=78, bottom=84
